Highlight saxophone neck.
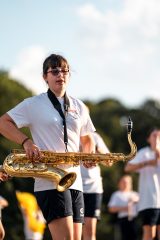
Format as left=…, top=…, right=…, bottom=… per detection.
left=125, top=131, right=137, bottom=161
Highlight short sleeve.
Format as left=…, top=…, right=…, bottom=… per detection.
left=108, top=192, right=119, bottom=207
left=7, top=99, right=31, bottom=128
left=93, top=132, right=110, bottom=153
left=79, top=101, right=96, bottom=136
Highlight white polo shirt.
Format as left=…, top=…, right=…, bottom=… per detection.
left=108, top=190, right=139, bottom=218
left=129, top=146, right=160, bottom=211
left=7, top=92, right=95, bottom=192
left=80, top=132, right=109, bottom=193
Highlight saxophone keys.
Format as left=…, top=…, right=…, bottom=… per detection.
left=38, top=163, right=47, bottom=170
left=27, top=163, right=34, bottom=169
left=13, top=164, right=20, bottom=171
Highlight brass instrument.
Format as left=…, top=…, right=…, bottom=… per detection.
left=1, top=158, right=77, bottom=192
left=1, top=117, right=137, bottom=191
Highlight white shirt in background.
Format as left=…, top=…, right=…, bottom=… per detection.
left=108, top=190, right=139, bottom=219
left=129, top=146, right=160, bottom=211
left=81, top=132, right=109, bottom=193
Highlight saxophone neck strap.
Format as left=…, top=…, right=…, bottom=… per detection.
left=47, top=88, right=70, bottom=152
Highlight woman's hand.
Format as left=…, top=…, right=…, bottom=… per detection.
left=101, top=160, right=113, bottom=167
left=23, top=139, right=42, bottom=160
left=83, top=162, right=97, bottom=168
left=0, top=172, right=10, bottom=182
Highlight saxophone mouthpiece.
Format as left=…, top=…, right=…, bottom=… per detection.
left=127, top=116, right=133, bottom=133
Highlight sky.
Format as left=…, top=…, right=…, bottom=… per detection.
left=1, top=0, right=160, bottom=108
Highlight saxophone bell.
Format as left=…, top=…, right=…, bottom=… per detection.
left=2, top=154, right=77, bottom=192
left=57, top=171, right=77, bottom=192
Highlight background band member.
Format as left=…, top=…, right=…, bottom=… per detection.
left=16, top=191, right=46, bottom=240
left=125, top=127, right=160, bottom=240
left=0, top=193, right=8, bottom=240
left=108, top=175, right=139, bottom=240
left=81, top=132, right=109, bottom=240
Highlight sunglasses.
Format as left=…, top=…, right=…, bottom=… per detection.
left=47, top=68, right=69, bottom=76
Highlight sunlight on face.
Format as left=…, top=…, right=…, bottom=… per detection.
left=118, top=176, right=132, bottom=191
left=148, top=130, right=160, bottom=150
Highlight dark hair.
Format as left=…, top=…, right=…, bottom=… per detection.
left=43, top=54, right=69, bottom=75
left=146, top=126, right=159, bottom=139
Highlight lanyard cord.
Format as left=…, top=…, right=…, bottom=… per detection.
left=47, top=88, right=70, bottom=152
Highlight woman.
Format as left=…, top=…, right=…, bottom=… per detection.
left=108, top=175, right=139, bottom=240
left=0, top=192, right=8, bottom=240
left=0, top=53, right=95, bottom=240
left=81, top=132, right=109, bottom=240
left=125, top=128, right=160, bottom=240
left=0, top=172, right=9, bottom=240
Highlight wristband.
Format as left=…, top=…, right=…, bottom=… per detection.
left=21, top=137, right=30, bottom=147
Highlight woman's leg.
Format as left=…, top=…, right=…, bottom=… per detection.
left=48, top=217, right=82, bottom=240
left=48, top=216, right=74, bottom=240
left=82, top=193, right=102, bottom=240
left=139, top=209, right=160, bottom=240
left=0, top=221, right=5, bottom=240
left=82, top=217, right=97, bottom=240
left=142, top=225, right=156, bottom=240
left=155, top=225, right=160, bottom=240
left=74, top=222, right=83, bottom=240
left=119, top=218, right=129, bottom=240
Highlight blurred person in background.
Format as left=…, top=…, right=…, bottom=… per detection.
left=125, top=127, right=160, bottom=240
left=81, top=131, right=110, bottom=240
left=0, top=192, right=8, bottom=240
left=108, top=175, right=139, bottom=240
left=0, top=171, right=9, bottom=240
left=16, top=191, right=46, bottom=240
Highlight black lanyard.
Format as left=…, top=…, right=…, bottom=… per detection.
left=47, top=88, right=70, bottom=152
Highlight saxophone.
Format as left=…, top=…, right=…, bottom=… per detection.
left=1, top=117, right=137, bottom=192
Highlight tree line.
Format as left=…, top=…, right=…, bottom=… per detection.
left=0, top=70, right=160, bottom=239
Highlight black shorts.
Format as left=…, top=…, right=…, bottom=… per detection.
left=139, top=209, right=160, bottom=226
left=83, top=193, right=102, bottom=220
left=34, top=189, right=84, bottom=224
left=118, top=217, right=138, bottom=240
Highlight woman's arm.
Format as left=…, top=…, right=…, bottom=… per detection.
left=0, top=113, right=28, bottom=145
left=80, top=134, right=96, bottom=168
left=125, top=159, right=157, bottom=172
left=108, top=206, right=128, bottom=213
left=0, top=197, right=8, bottom=208
left=80, top=134, right=95, bottom=154
left=0, top=113, right=40, bottom=159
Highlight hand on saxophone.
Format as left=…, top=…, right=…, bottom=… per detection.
left=83, top=162, right=97, bottom=168
left=22, top=137, right=42, bottom=160
left=0, top=171, right=10, bottom=182
left=101, top=160, right=113, bottom=167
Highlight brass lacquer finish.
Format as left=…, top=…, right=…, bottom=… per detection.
left=2, top=154, right=77, bottom=192
left=2, top=117, right=137, bottom=191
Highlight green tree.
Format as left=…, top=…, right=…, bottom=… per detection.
left=1, top=70, right=160, bottom=239
left=0, top=70, right=34, bottom=240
